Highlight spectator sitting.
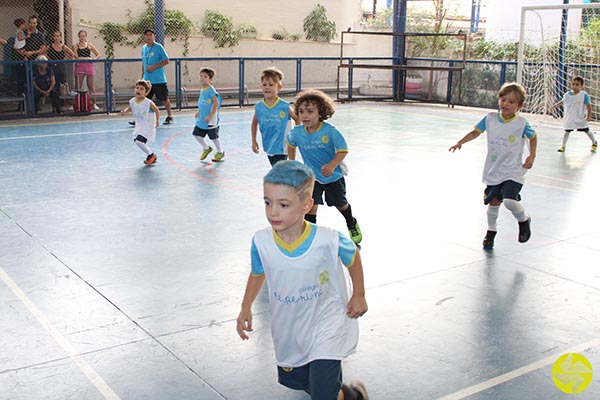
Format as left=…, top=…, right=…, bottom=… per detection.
left=33, top=55, right=61, bottom=114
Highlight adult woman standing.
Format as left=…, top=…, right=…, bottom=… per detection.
left=72, top=30, right=101, bottom=109
left=47, top=30, right=75, bottom=94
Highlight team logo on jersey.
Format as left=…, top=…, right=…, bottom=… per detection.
left=508, top=135, right=516, bottom=143
left=279, top=111, right=286, bottom=118
left=319, top=270, right=330, bottom=285
left=321, top=136, right=329, bottom=144
left=207, top=99, right=212, bottom=104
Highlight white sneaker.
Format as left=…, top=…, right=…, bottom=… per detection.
left=93, top=104, right=100, bottom=110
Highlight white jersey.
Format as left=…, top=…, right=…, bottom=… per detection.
left=562, top=90, right=590, bottom=130
left=252, top=226, right=359, bottom=368
left=481, top=113, right=532, bottom=185
left=130, top=98, right=156, bottom=143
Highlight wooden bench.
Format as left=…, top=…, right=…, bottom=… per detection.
left=181, top=85, right=249, bottom=107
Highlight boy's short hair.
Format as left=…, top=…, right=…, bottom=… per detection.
left=143, top=29, right=154, bottom=35
left=573, top=76, right=584, bottom=85
left=264, top=160, right=315, bottom=200
left=200, top=67, right=215, bottom=79
left=135, top=79, right=152, bottom=92
left=294, top=89, right=336, bottom=121
left=498, top=82, right=526, bottom=105
left=261, top=66, right=284, bottom=83
left=14, top=18, right=26, bottom=27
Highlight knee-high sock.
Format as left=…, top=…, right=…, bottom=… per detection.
left=212, top=138, right=223, bottom=153
left=194, top=136, right=209, bottom=150
left=487, top=205, right=500, bottom=231
left=584, top=129, right=596, bottom=144
left=135, top=140, right=153, bottom=155
left=562, top=131, right=571, bottom=147
left=503, top=198, right=528, bottom=222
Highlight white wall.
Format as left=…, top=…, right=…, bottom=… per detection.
left=484, top=0, right=585, bottom=44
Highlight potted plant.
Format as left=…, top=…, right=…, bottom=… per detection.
left=303, top=4, right=337, bottom=42
left=238, top=23, right=257, bottom=39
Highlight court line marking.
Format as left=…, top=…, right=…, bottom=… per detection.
left=437, top=337, right=600, bottom=400
left=0, top=266, right=121, bottom=400
left=0, top=121, right=247, bottom=141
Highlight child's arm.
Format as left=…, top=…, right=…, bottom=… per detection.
left=289, top=106, right=300, bottom=125
left=236, top=273, right=266, bottom=340
left=17, top=30, right=26, bottom=41
left=63, top=45, right=75, bottom=59
left=523, top=134, right=537, bottom=169
left=346, top=250, right=368, bottom=319
left=550, top=100, right=563, bottom=110
left=449, top=129, right=482, bottom=152
left=150, top=101, right=161, bottom=128
left=251, top=112, right=260, bottom=153
left=586, top=103, right=592, bottom=122
left=287, top=145, right=296, bottom=160
left=0, top=38, right=7, bottom=46
left=204, top=95, right=218, bottom=123
left=89, top=43, right=101, bottom=59
left=120, top=105, right=131, bottom=115
left=322, top=151, right=347, bottom=177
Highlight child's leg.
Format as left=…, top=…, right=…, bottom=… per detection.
left=211, top=138, right=223, bottom=153
left=308, top=360, right=342, bottom=400
left=305, top=205, right=318, bottom=223
left=583, top=128, right=597, bottom=144
left=503, top=199, right=527, bottom=222
left=208, top=127, right=223, bottom=153
left=306, top=182, right=324, bottom=224
left=501, top=181, right=531, bottom=242
left=192, top=127, right=210, bottom=150
left=487, top=203, right=500, bottom=232
left=134, top=135, right=153, bottom=155
left=558, top=130, right=571, bottom=151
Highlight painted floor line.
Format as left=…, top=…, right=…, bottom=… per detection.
left=437, top=337, right=600, bottom=400
left=0, top=266, right=121, bottom=400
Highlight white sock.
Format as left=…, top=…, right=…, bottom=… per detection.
left=562, top=131, right=570, bottom=147
left=584, top=130, right=596, bottom=144
left=487, top=205, right=500, bottom=231
left=135, top=140, right=153, bottom=155
left=503, top=199, right=528, bottom=222
left=212, top=138, right=223, bottom=153
left=194, top=136, right=210, bottom=150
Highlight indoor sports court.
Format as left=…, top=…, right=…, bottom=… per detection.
left=1, top=102, right=599, bottom=399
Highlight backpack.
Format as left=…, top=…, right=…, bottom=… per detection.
left=73, top=91, right=92, bottom=113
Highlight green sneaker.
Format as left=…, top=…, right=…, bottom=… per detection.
left=557, top=146, right=565, bottom=152
left=348, top=220, right=362, bottom=244
left=212, top=152, right=225, bottom=162
left=200, top=146, right=213, bottom=161
left=592, top=143, right=597, bottom=153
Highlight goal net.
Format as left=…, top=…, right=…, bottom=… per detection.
left=517, top=3, right=600, bottom=123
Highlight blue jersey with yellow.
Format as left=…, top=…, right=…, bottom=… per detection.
left=251, top=223, right=357, bottom=276
left=255, top=98, right=292, bottom=156
left=287, top=122, right=348, bottom=184
left=196, top=86, right=221, bottom=129
left=141, top=43, right=168, bottom=84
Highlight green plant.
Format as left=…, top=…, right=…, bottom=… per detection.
left=99, top=22, right=127, bottom=59
left=97, top=0, right=194, bottom=57
left=272, top=28, right=289, bottom=41
left=290, top=33, right=302, bottom=41
left=303, top=4, right=336, bottom=42
left=201, top=10, right=240, bottom=48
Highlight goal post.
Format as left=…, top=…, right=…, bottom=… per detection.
left=516, top=3, right=600, bottom=120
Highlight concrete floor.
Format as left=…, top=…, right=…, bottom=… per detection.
left=0, top=103, right=599, bottom=399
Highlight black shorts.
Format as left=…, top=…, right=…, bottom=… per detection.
left=192, top=125, right=219, bottom=140
left=565, top=128, right=590, bottom=133
left=313, top=178, right=348, bottom=207
left=484, top=180, right=523, bottom=205
left=147, top=83, right=169, bottom=102
left=268, top=154, right=287, bottom=166
left=277, top=360, right=342, bottom=400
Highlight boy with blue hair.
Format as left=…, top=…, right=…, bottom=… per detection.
left=237, top=160, right=369, bottom=400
